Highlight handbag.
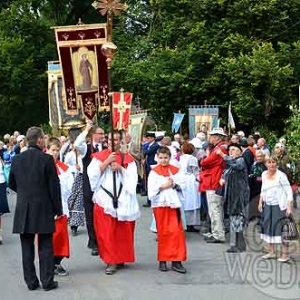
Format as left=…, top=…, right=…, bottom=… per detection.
left=282, top=215, right=299, bottom=242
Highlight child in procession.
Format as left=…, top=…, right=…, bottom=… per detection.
left=47, top=137, right=73, bottom=276
left=147, top=146, right=187, bottom=273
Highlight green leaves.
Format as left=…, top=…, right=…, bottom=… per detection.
left=0, top=0, right=300, bottom=136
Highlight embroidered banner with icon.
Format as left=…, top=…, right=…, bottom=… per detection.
left=128, top=112, right=147, bottom=148
left=171, top=113, right=185, bottom=133
left=112, top=91, right=133, bottom=130
left=53, top=23, right=109, bottom=120
left=188, top=105, right=219, bottom=138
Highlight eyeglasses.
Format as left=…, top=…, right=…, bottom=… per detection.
left=95, top=132, right=104, bottom=135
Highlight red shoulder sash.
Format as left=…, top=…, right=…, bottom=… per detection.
left=92, top=149, right=135, bottom=169
left=152, top=164, right=179, bottom=176
left=56, top=160, right=69, bottom=175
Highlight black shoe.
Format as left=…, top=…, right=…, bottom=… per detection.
left=71, top=227, right=78, bottom=236
left=91, top=248, right=98, bottom=256
left=158, top=261, right=168, bottom=272
left=226, top=246, right=239, bottom=253
left=171, top=262, right=186, bottom=274
left=43, top=281, right=58, bottom=291
left=186, top=226, right=200, bottom=233
left=54, top=264, right=69, bottom=276
left=105, top=264, right=117, bottom=275
left=143, top=202, right=151, bottom=207
left=28, top=282, right=40, bottom=291
left=206, top=236, right=225, bottom=244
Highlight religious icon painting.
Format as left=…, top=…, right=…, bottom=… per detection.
left=72, top=47, right=99, bottom=93
left=188, top=106, right=219, bottom=138
left=128, top=112, right=148, bottom=147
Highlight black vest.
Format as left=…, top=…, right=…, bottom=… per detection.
left=82, top=143, right=107, bottom=198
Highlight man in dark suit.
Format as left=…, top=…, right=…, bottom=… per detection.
left=74, top=123, right=106, bottom=256
left=143, top=132, right=161, bottom=207
left=9, top=127, right=62, bottom=291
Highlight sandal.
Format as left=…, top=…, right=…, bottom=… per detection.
left=277, top=257, right=290, bottom=263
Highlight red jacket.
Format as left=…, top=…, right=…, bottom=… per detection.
left=199, top=141, right=227, bottom=192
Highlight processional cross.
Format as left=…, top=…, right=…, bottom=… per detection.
left=92, top=0, right=127, bottom=209
left=92, top=0, right=127, bottom=42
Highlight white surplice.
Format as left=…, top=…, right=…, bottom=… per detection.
left=147, top=166, right=186, bottom=208
left=57, top=165, right=74, bottom=217
left=87, top=158, right=141, bottom=221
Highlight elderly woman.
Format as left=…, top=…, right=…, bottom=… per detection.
left=258, top=155, right=293, bottom=262
left=217, top=143, right=250, bottom=253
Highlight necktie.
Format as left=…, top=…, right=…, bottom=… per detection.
left=95, top=144, right=99, bottom=152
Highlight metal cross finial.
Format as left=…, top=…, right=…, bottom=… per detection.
left=92, top=0, right=127, bottom=16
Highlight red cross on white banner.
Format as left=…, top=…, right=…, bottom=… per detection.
left=112, top=89, right=133, bottom=130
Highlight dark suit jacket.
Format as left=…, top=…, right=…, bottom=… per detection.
left=9, top=145, right=62, bottom=234
left=144, top=142, right=161, bottom=174
left=82, top=143, right=107, bottom=199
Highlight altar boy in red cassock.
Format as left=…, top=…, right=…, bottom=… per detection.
left=148, top=146, right=187, bottom=273
left=87, top=131, right=140, bottom=275
left=47, top=138, right=73, bottom=276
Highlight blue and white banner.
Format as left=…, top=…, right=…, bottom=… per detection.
left=172, top=113, right=185, bottom=133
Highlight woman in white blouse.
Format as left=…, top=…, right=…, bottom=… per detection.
left=258, top=155, right=293, bottom=262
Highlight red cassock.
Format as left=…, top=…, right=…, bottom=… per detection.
left=152, top=164, right=187, bottom=262
left=53, top=160, right=70, bottom=258
left=53, top=215, right=70, bottom=257
left=92, top=149, right=136, bottom=264
left=94, top=205, right=135, bottom=264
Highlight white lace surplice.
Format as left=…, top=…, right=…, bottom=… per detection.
left=179, top=154, right=201, bottom=211
left=148, top=167, right=186, bottom=208
left=87, top=158, right=141, bottom=221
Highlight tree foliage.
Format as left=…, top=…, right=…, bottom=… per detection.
left=1, top=0, right=300, bottom=135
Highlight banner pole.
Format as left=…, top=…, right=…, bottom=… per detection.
left=179, top=110, right=183, bottom=136
left=93, top=0, right=127, bottom=209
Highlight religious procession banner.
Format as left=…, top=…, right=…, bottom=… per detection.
left=171, top=113, right=185, bottom=133
left=53, top=23, right=109, bottom=121
left=128, top=112, right=147, bottom=148
left=188, top=105, right=219, bottom=138
left=112, top=91, right=133, bottom=130
left=48, top=61, right=85, bottom=131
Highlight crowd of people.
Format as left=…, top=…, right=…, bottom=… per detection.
left=0, top=125, right=297, bottom=291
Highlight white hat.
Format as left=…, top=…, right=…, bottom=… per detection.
left=237, top=130, right=245, bottom=138
left=171, top=141, right=180, bottom=150
left=17, top=135, right=25, bottom=143
left=208, top=128, right=227, bottom=137
left=189, top=137, right=201, bottom=148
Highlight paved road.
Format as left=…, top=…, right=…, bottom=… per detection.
left=1, top=193, right=299, bottom=300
